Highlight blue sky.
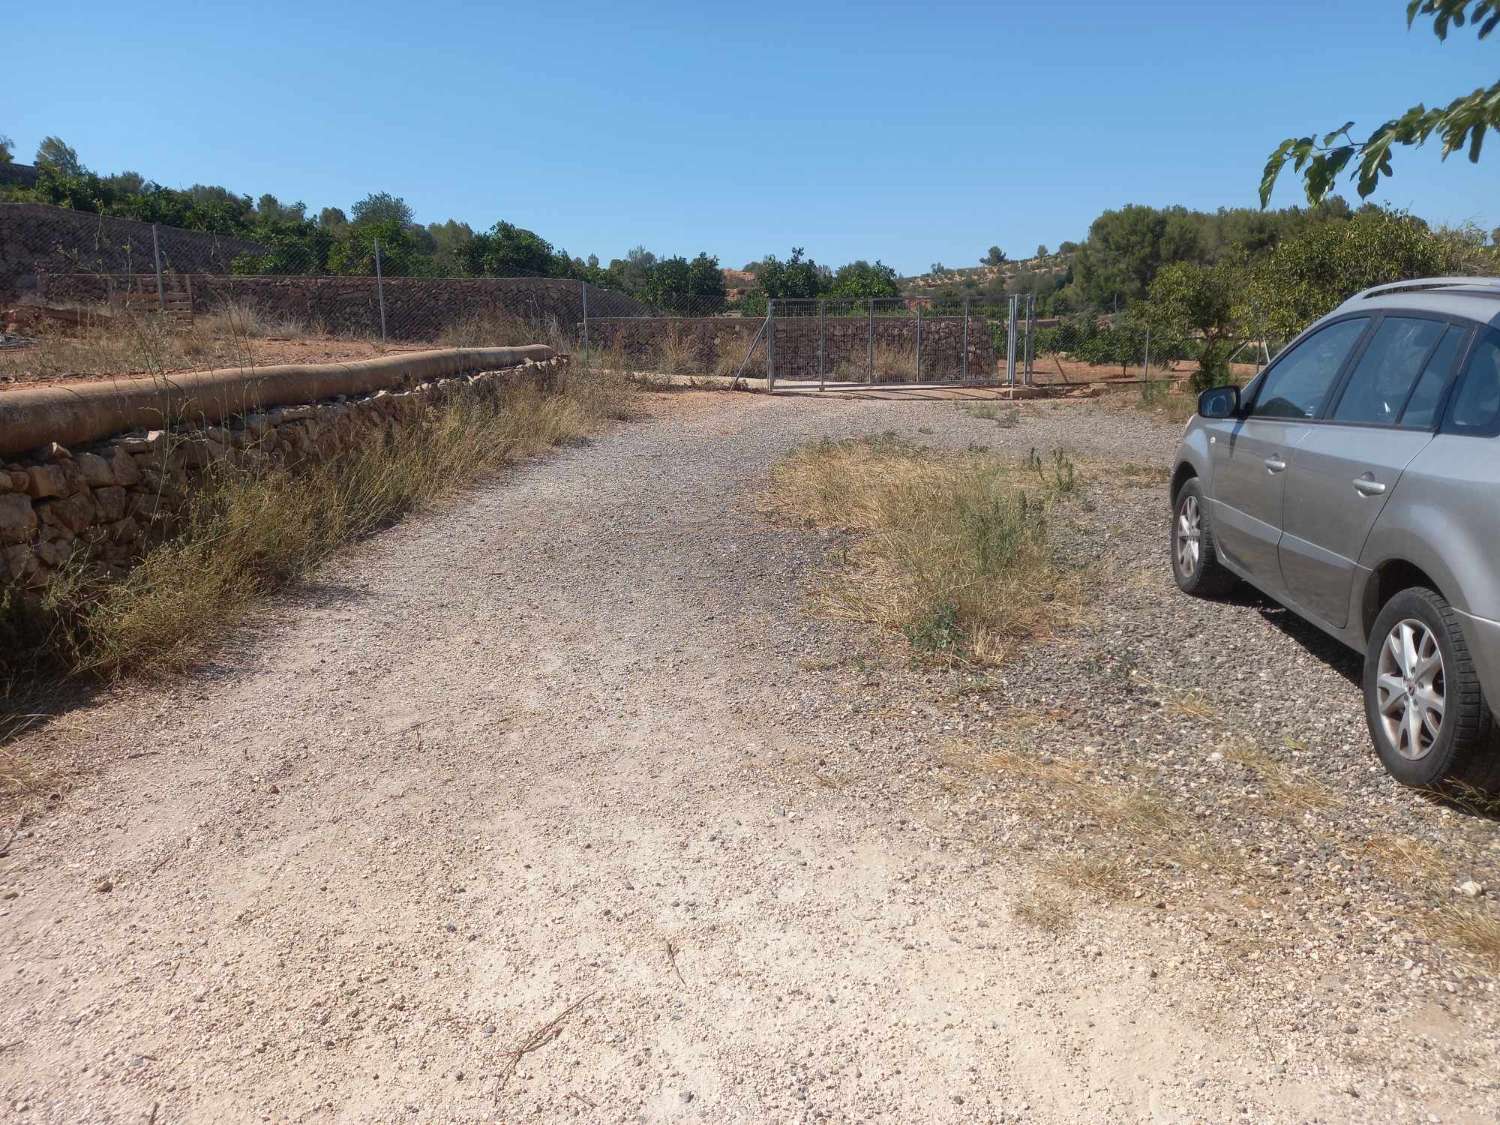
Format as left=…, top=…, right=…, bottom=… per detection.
left=6, top=0, right=1497, bottom=275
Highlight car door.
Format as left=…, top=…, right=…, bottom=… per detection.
left=1208, top=316, right=1371, bottom=590
left=1278, top=317, right=1467, bottom=629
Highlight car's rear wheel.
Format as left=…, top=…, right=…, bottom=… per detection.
left=1171, top=478, right=1235, bottom=597
left=1363, top=587, right=1499, bottom=789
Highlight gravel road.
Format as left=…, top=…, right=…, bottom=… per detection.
left=2, top=388, right=1498, bottom=1122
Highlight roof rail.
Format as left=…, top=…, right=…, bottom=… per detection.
left=1350, top=277, right=1500, bottom=301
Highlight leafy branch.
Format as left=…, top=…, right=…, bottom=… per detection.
left=1261, top=1, right=1499, bottom=206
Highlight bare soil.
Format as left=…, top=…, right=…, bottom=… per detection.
left=2, top=390, right=1496, bottom=1122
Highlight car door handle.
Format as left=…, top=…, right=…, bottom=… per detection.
left=1264, top=456, right=1287, bottom=474
left=1353, top=476, right=1388, bottom=497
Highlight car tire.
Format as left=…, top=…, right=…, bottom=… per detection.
left=1363, top=587, right=1500, bottom=790
left=1171, top=478, right=1235, bottom=598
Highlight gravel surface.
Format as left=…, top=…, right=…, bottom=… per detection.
left=2, top=388, right=1498, bottom=1122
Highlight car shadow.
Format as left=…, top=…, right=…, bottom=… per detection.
left=1218, top=587, right=1365, bottom=687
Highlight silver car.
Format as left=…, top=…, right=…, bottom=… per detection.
left=1170, top=278, right=1500, bottom=788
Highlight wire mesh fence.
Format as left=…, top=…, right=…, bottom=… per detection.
left=1, top=202, right=1284, bottom=393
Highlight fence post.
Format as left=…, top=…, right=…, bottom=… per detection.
left=151, top=223, right=165, bottom=313
left=866, top=298, right=875, bottom=385
left=962, top=297, right=970, bottom=383
left=1006, top=295, right=1018, bottom=385
left=580, top=280, right=589, bottom=353
left=374, top=238, right=388, bottom=344
left=1025, top=294, right=1036, bottom=385
left=766, top=299, right=776, bottom=392
left=915, top=302, right=923, bottom=383
left=817, top=299, right=826, bottom=392
left=1144, top=323, right=1151, bottom=384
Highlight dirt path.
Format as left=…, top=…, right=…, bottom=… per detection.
left=1, top=392, right=1492, bottom=1122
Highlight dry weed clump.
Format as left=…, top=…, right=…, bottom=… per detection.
left=438, top=308, right=545, bottom=349
left=763, top=436, right=1082, bottom=664
left=653, top=327, right=700, bottom=376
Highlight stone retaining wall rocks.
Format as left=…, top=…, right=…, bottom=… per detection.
left=0, top=354, right=568, bottom=591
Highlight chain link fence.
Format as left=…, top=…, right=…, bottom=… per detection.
left=1, top=202, right=1284, bottom=393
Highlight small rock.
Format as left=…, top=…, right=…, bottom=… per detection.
left=1457, top=879, right=1485, bottom=898
left=94, top=877, right=113, bottom=893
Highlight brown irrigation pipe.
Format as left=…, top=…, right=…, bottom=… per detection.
left=0, top=345, right=556, bottom=458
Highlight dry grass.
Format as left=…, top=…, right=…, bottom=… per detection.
left=437, top=308, right=543, bottom=349
left=1012, top=885, right=1077, bottom=933
left=1364, top=833, right=1453, bottom=886
left=0, top=302, right=372, bottom=383
left=0, top=361, right=630, bottom=682
left=762, top=436, right=1082, bottom=664
left=1429, top=906, right=1500, bottom=971
left=942, top=738, right=1221, bottom=875
left=1222, top=740, right=1339, bottom=814
left=196, top=299, right=307, bottom=339
left=653, top=327, right=701, bottom=376
left=1047, top=856, right=1132, bottom=902
left=1135, top=380, right=1197, bottom=425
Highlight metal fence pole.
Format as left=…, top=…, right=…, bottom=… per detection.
left=580, top=280, right=589, bottom=353
left=915, top=303, right=924, bottom=383
left=1006, top=295, right=1018, bottom=385
left=766, top=299, right=776, bottom=391
left=151, top=223, right=165, bottom=313
left=1025, top=294, right=1036, bottom=385
left=866, top=298, right=875, bottom=385
left=818, top=299, right=826, bottom=392
left=1144, top=323, right=1151, bottom=383
left=374, top=238, right=388, bottom=344
left=962, top=297, right=970, bottom=383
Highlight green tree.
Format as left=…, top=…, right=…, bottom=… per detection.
left=1262, top=2, right=1499, bottom=205
left=464, top=220, right=557, bottom=277
left=826, top=259, right=899, bottom=299
left=758, top=248, right=825, bottom=300
left=329, top=217, right=416, bottom=275
left=643, top=252, right=726, bottom=314
left=1074, top=204, right=1203, bottom=308
left=0, top=135, right=13, bottom=165
left=982, top=246, right=1007, bottom=267
left=1035, top=244, right=1048, bottom=259
left=1145, top=259, right=1249, bottom=390
left=34, top=136, right=82, bottom=176
left=1248, top=208, right=1471, bottom=339
left=349, top=192, right=415, bottom=228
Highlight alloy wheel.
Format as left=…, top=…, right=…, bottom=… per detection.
left=1176, top=495, right=1202, bottom=577
left=1376, top=619, right=1446, bottom=761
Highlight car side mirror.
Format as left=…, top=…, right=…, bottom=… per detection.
left=1197, top=385, right=1241, bottom=419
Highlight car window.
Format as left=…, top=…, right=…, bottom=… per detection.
left=1449, top=331, right=1500, bottom=434
left=1330, top=317, right=1446, bottom=425
left=1250, top=318, right=1368, bottom=420
left=1397, top=326, right=1466, bottom=430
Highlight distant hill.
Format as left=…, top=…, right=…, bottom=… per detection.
left=901, top=251, right=1072, bottom=293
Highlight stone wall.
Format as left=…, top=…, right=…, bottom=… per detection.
left=0, top=355, right=567, bottom=591
left=37, top=272, right=651, bottom=342
left=588, top=315, right=999, bottom=382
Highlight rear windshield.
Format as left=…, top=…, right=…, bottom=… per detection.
left=1447, top=330, right=1500, bottom=435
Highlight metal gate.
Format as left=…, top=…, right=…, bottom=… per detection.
left=741, top=295, right=1036, bottom=391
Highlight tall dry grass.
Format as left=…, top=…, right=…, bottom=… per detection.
left=762, top=436, right=1082, bottom=663
left=0, top=362, right=630, bottom=682
left=653, top=327, right=700, bottom=375
left=438, top=308, right=546, bottom=349
left=0, top=300, right=324, bottom=382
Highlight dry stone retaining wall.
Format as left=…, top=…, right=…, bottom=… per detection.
left=0, top=353, right=567, bottom=591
